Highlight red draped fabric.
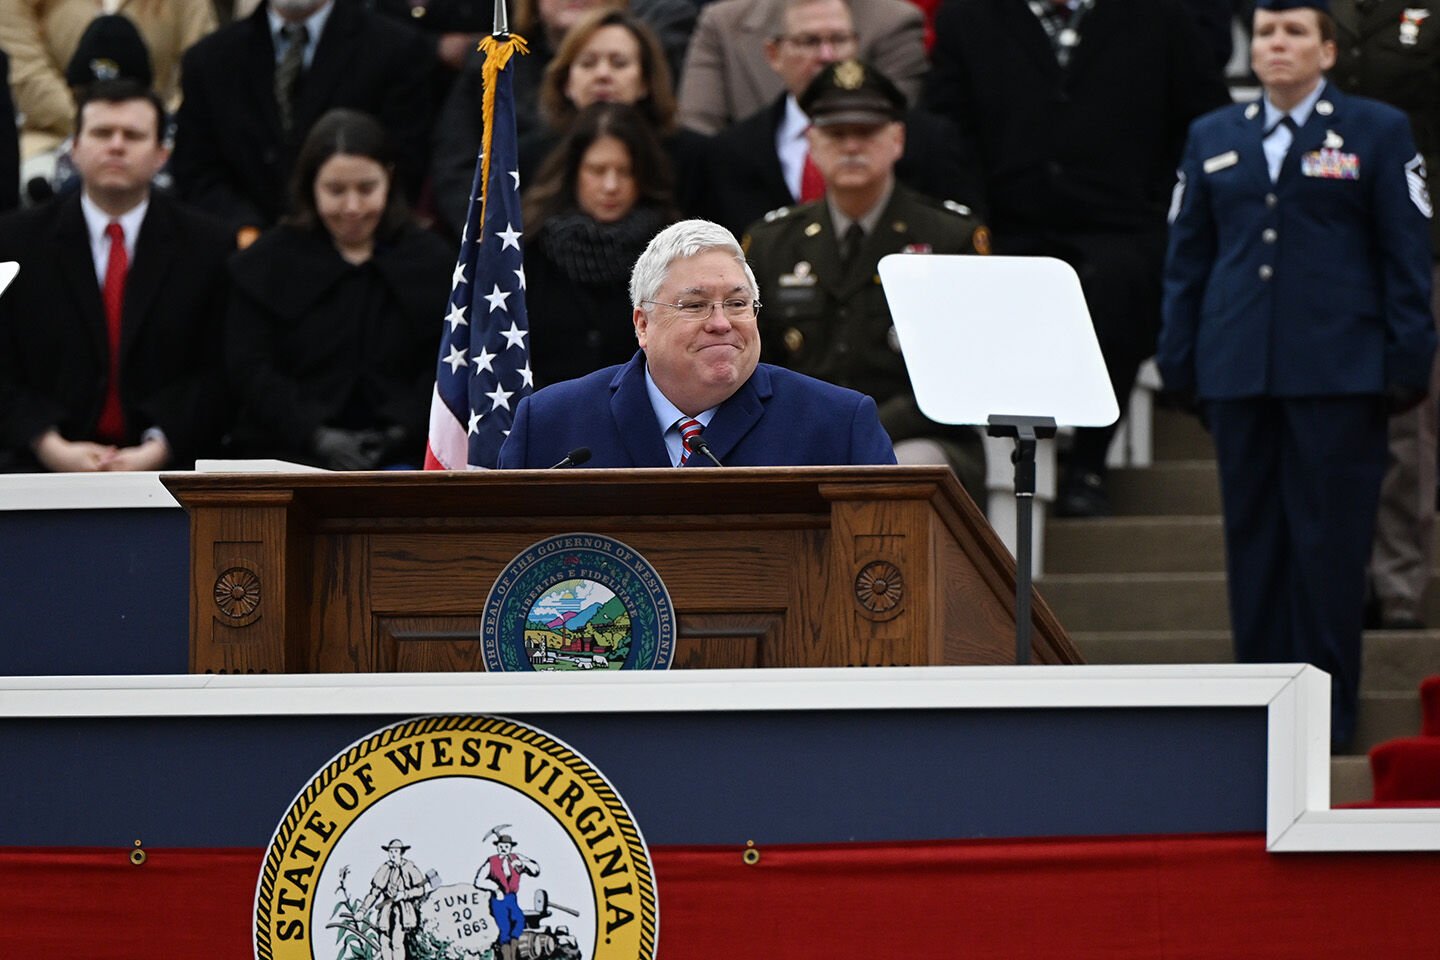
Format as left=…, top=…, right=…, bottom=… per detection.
left=3, top=835, right=1437, bottom=957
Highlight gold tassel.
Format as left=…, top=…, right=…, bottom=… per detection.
left=476, top=34, right=530, bottom=231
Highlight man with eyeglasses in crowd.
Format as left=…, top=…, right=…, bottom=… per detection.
left=497, top=218, right=896, bottom=468
left=741, top=59, right=990, bottom=501
left=676, top=0, right=926, bottom=136
left=701, top=0, right=983, bottom=239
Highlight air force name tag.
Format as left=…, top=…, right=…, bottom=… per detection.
left=1203, top=150, right=1239, bottom=174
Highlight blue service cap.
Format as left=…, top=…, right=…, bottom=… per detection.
left=1254, top=0, right=1331, bottom=12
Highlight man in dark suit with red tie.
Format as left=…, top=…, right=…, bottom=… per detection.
left=702, top=0, right=980, bottom=238
left=0, top=80, right=235, bottom=472
left=497, top=218, right=897, bottom=469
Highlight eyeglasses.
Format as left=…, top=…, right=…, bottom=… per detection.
left=777, top=30, right=859, bottom=51
left=641, top=298, right=761, bottom=322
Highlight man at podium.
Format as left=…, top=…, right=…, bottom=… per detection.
left=497, top=219, right=896, bottom=468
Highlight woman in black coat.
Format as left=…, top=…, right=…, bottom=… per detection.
left=521, top=101, right=676, bottom=386
left=226, top=109, right=453, bottom=469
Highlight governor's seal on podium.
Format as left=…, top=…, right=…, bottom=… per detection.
left=481, top=534, right=676, bottom=672
left=254, top=714, right=658, bottom=960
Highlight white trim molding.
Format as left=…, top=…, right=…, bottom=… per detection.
left=1, top=664, right=1434, bottom=852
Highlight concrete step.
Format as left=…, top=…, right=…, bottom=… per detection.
left=1073, top=629, right=1439, bottom=695
left=1331, top=756, right=1372, bottom=806
left=1040, top=572, right=1230, bottom=632
left=1422, top=589, right=1440, bottom=629
left=1108, top=461, right=1222, bottom=516
left=1046, top=516, right=1226, bottom=574
left=1364, top=630, right=1440, bottom=693
left=1152, top=407, right=1214, bottom=462
left=1071, top=630, right=1232, bottom=665
left=1356, top=691, right=1424, bottom=752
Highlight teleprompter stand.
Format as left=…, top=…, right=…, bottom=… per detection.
left=877, top=254, right=1118, bottom=664
left=986, top=414, right=1057, bottom=664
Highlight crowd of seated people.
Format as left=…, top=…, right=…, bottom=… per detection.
left=0, top=0, right=1430, bottom=530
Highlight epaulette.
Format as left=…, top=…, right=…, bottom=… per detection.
left=942, top=200, right=974, bottom=217
left=762, top=205, right=794, bottom=223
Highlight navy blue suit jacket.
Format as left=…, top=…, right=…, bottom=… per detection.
left=497, top=353, right=897, bottom=468
left=1159, top=83, right=1435, bottom=399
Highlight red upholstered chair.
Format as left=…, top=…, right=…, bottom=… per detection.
left=1370, top=737, right=1440, bottom=803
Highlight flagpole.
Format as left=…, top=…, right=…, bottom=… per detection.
left=424, top=0, right=531, bottom=470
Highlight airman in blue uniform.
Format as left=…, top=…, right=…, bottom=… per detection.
left=1158, top=0, right=1436, bottom=748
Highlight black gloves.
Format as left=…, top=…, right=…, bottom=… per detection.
left=313, top=426, right=386, bottom=470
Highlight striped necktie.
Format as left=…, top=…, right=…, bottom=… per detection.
left=275, top=23, right=308, bottom=135
left=677, top=418, right=703, bottom=466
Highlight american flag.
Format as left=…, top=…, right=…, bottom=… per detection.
left=424, top=33, right=533, bottom=470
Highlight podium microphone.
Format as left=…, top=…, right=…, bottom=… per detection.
left=687, top=435, right=724, bottom=468
left=550, top=447, right=591, bottom=469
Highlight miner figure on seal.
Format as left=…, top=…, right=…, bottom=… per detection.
left=475, top=830, right=542, bottom=960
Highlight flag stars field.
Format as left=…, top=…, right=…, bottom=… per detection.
left=500, top=321, right=527, bottom=350
left=445, top=303, right=468, bottom=331
left=485, top=383, right=514, bottom=411
left=483, top=284, right=512, bottom=312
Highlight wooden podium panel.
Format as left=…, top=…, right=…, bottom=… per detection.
left=163, top=466, right=1079, bottom=673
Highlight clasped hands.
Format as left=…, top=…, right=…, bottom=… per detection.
left=32, top=429, right=170, bottom=472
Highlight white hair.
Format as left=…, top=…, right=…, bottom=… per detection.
left=629, top=219, right=759, bottom=309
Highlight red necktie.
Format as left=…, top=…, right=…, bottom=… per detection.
left=678, top=418, right=703, bottom=465
left=799, top=150, right=825, bottom=202
left=95, top=221, right=128, bottom=444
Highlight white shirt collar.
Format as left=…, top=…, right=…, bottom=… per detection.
left=80, top=191, right=148, bottom=260
left=1264, top=79, right=1327, bottom=131
left=776, top=95, right=812, bottom=202
left=268, top=0, right=334, bottom=62
left=643, top=364, right=718, bottom=466
left=779, top=95, right=810, bottom=144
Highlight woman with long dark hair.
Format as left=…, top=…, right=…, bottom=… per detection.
left=522, top=101, right=675, bottom=384
left=525, top=7, right=703, bottom=214
left=225, top=109, right=452, bottom=469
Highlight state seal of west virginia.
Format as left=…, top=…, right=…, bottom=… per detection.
left=254, top=715, right=657, bottom=960
left=481, top=534, right=675, bottom=672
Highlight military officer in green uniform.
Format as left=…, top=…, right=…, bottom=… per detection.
left=742, top=59, right=991, bottom=501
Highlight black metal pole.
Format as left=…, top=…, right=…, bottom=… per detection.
left=987, top=415, right=1057, bottom=665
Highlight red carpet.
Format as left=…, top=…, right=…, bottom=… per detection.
left=3, top=836, right=1439, bottom=958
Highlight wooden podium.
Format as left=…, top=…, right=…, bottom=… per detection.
left=162, top=466, right=1079, bottom=673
